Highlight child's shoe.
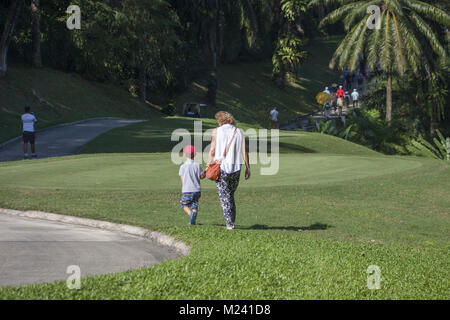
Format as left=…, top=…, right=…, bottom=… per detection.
left=189, top=212, right=197, bottom=225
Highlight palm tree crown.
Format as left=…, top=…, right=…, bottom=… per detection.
left=310, top=0, right=450, bottom=122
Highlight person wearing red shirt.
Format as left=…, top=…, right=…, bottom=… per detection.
left=336, top=86, right=344, bottom=98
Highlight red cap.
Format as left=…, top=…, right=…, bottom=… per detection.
left=184, top=145, right=196, bottom=157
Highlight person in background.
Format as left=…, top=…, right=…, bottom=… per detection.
left=323, top=86, right=330, bottom=94
left=336, top=86, right=345, bottom=114
left=343, top=90, right=351, bottom=109
left=270, top=107, right=279, bottom=129
left=336, top=86, right=344, bottom=99
left=351, top=88, right=359, bottom=108
left=21, top=106, right=37, bottom=159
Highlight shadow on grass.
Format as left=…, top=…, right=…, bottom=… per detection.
left=210, top=222, right=331, bottom=231
left=278, top=142, right=317, bottom=154
left=240, top=222, right=331, bottom=231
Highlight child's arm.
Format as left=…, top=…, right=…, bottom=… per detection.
left=200, top=166, right=206, bottom=180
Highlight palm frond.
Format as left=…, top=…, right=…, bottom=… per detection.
left=391, top=14, right=407, bottom=75
left=408, top=10, right=447, bottom=58
left=404, top=0, right=450, bottom=27
left=319, top=1, right=367, bottom=29
left=380, top=12, right=393, bottom=72
left=348, top=16, right=369, bottom=71
left=343, top=0, right=379, bottom=28
left=367, top=10, right=386, bottom=70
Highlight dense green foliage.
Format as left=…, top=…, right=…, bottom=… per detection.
left=1, top=0, right=319, bottom=96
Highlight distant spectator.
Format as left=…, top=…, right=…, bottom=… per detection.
left=323, top=86, right=330, bottom=94
left=21, top=106, right=37, bottom=159
left=351, top=89, right=359, bottom=108
left=323, top=101, right=331, bottom=118
left=343, top=91, right=351, bottom=108
left=330, top=83, right=338, bottom=93
left=270, top=107, right=279, bottom=129
left=336, top=86, right=344, bottom=99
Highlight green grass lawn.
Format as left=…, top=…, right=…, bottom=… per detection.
left=0, top=117, right=449, bottom=299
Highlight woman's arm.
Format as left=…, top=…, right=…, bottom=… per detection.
left=207, top=128, right=217, bottom=165
left=241, top=130, right=251, bottom=180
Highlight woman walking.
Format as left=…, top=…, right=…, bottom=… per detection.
left=208, top=111, right=251, bottom=230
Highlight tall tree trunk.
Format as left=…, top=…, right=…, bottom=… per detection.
left=138, top=66, right=147, bottom=102
left=386, top=71, right=392, bottom=124
left=0, top=0, right=24, bottom=77
left=209, top=19, right=217, bottom=71
left=272, top=0, right=281, bottom=39
left=31, top=0, right=42, bottom=68
left=317, top=2, right=324, bottom=20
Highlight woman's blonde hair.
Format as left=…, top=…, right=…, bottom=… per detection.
left=215, top=111, right=236, bottom=126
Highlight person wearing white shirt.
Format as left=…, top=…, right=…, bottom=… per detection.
left=351, top=89, right=359, bottom=108
left=21, top=106, right=37, bottom=159
left=208, top=111, right=250, bottom=230
left=270, top=107, right=279, bottom=129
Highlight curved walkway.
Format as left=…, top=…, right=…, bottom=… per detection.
left=0, top=118, right=144, bottom=162
left=0, top=210, right=186, bottom=287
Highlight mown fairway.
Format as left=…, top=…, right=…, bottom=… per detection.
left=0, top=118, right=449, bottom=299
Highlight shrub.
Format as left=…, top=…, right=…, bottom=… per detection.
left=162, top=103, right=176, bottom=116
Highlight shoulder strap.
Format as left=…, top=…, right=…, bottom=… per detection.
left=223, top=128, right=238, bottom=158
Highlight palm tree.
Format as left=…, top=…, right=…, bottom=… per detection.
left=310, top=0, right=450, bottom=123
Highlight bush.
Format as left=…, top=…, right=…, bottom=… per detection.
left=162, top=103, right=176, bottom=116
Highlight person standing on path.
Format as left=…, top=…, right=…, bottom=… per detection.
left=336, top=86, right=344, bottom=115
left=269, top=107, right=279, bottom=129
left=351, top=89, right=359, bottom=108
left=208, top=111, right=251, bottom=230
left=21, top=106, right=37, bottom=159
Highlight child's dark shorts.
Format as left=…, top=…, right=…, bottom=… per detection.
left=180, top=192, right=201, bottom=210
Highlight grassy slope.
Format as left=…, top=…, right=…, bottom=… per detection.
left=175, top=36, right=341, bottom=126
left=78, top=117, right=379, bottom=156
left=1, top=36, right=339, bottom=142
left=0, top=117, right=449, bottom=299
left=0, top=64, right=158, bottom=143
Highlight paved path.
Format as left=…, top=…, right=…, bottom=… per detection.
left=0, top=214, right=180, bottom=287
left=0, top=118, right=143, bottom=162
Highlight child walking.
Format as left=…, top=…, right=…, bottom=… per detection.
left=179, top=145, right=205, bottom=225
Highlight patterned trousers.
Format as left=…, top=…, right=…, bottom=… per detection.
left=216, top=170, right=241, bottom=227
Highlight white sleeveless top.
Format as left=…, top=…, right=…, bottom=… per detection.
left=214, top=124, right=243, bottom=174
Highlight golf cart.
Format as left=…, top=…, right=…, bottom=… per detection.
left=182, top=102, right=207, bottom=118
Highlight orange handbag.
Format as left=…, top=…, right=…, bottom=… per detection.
left=206, top=128, right=237, bottom=181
